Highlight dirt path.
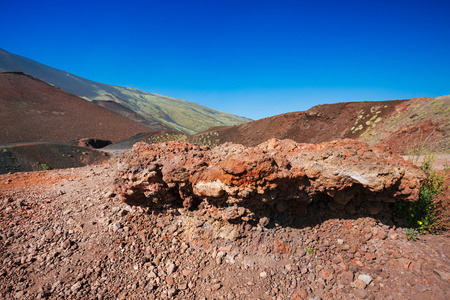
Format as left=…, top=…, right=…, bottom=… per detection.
left=0, top=163, right=449, bottom=299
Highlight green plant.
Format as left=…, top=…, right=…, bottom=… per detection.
left=41, top=163, right=51, bottom=170
left=2, top=148, right=8, bottom=153
left=405, top=228, right=420, bottom=240
left=395, top=155, right=448, bottom=234
left=306, top=246, right=315, bottom=256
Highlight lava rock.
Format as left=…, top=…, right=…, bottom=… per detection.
left=114, top=139, right=425, bottom=222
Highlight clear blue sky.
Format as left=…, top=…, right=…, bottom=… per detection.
left=1, top=0, right=449, bottom=120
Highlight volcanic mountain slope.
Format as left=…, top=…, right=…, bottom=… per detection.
left=192, top=96, right=450, bottom=155
left=359, top=95, right=450, bottom=154
left=91, top=100, right=169, bottom=131
left=0, top=48, right=251, bottom=134
left=0, top=71, right=151, bottom=145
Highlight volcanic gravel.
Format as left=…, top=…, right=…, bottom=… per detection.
left=0, top=162, right=449, bottom=299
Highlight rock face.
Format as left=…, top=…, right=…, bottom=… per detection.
left=114, top=139, right=425, bottom=222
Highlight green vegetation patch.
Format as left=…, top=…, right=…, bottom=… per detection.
left=142, top=133, right=188, bottom=144
left=306, top=246, right=315, bottom=256
left=192, top=132, right=220, bottom=148
left=394, top=155, right=449, bottom=237
left=40, top=163, right=52, bottom=171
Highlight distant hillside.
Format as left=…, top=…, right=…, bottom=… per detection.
left=192, top=100, right=404, bottom=145
left=358, top=95, right=450, bottom=154
left=0, top=71, right=151, bottom=144
left=103, top=96, right=450, bottom=155
left=91, top=100, right=169, bottom=130
left=0, top=48, right=251, bottom=134
left=0, top=142, right=109, bottom=174
left=191, top=97, right=450, bottom=154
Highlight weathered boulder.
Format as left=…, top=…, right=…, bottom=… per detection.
left=114, top=139, right=425, bottom=222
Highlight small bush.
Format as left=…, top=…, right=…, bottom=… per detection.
left=405, top=228, right=420, bottom=240
left=395, top=155, right=448, bottom=234
left=41, top=163, right=51, bottom=171
left=306, top=247, right=315, bottom=256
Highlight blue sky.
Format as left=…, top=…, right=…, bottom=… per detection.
left=1, top=0, right=449, bottom=120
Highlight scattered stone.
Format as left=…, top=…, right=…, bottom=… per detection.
left=0, top=148, right=447, bottom=300
left=339, top=271, right=354, bottom=285
left=358, top=274, right=373, bottom=285
left=353, top=279, right=368, bottom=289
left=70, top=282, right=82, bottom=292
left=353, top=288, right=371, bottom=299
left=166, top=262, right=176, bottom=275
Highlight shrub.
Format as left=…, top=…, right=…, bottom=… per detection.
left=41, top=163, right=52, bottom=171
left=395, top=155, right=449, bottom=234
left=405, top=228, right=420, bottom=240
left=306, top=247, right=315, bottom=256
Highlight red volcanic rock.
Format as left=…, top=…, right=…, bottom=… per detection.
left=114, top=139, right=425, bottom=221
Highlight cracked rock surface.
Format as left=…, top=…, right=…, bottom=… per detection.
left=115, top=139, right=425, bottom=222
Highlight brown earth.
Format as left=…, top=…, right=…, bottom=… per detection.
left=100, top=95, right=450, bottom=159
left=194, top=101, right=404, bottom=147
left=0, top=161, right=449, bottom=300
left=0, top=142, right=110, bottom=174
left=0, top=71, right=151, bottom=145
left=192, top=96, right=450, bottom=155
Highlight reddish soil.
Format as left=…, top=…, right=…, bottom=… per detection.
left=0, top=169, right=79, bottom=192
left=193, top=96, right=450, bottom=155
left=381, top=120, right=443, bottom=154
left=370, top=96, right=450, bottom=154
left=0, top=71, right=151, bottom=145
left=196, top=101, right=404, bottom=147
left=0, top=163, right=449, bottom=299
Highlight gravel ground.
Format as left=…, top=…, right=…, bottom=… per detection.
left=0, top=162, right=449, bottom=299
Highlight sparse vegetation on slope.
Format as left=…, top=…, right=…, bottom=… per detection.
left=0, top=48, right=251, bottom=134
left=98, top=86, right=250, bottom=135
left=361, top=96, right=450, bottom=154
left=190, top=96, right=449, bottom=155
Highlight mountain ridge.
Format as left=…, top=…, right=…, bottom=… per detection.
left=191, top=96, right=450, bottom=154
left=0, top=48, right=251, bottom=134
left=0, top=71, right=152, bottom=145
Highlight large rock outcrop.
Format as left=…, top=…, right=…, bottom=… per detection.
left=114, top=139, right=426, bottom=222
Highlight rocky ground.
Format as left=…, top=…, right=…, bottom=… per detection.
left=1, top=161, right=449, bottom=300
